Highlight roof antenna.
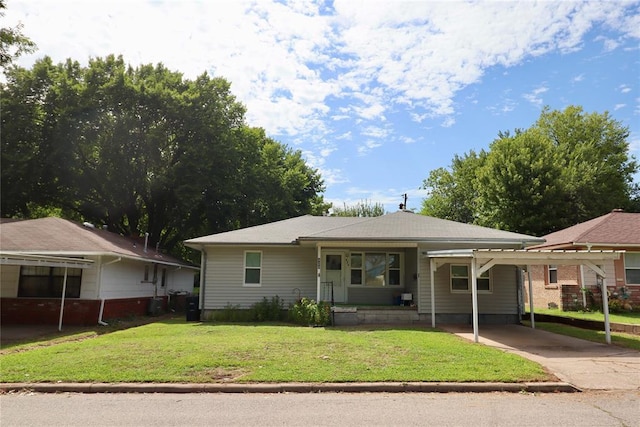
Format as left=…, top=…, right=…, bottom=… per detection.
left=399, top=193, right=408, bottom=211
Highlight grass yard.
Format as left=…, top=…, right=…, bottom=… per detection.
left=0, top=319, right=550, bottom=384
left=528, top=308, right=640, bottom=325
left=523, top=321, right=640, bottom=351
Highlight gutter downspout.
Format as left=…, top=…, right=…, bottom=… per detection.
left=316, top=245, right=322, bottom=302
left=98, top=257, right=122, bottom=326
left=199, top=248, right=206, bottom=312
left=429, top=258, right=436, bottom=328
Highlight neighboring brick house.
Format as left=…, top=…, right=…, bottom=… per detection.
left=525, top=210, right=640, bottom=311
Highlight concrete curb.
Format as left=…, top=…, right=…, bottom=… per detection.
left=0, top=382, right=579, bottom=394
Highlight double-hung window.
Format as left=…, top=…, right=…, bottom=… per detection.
left=350, top=252, right=402, bottom=286
left=625, top=253, right=640, bottom=285
left=450, top=264, right=491, bottom=293
left=244, top=251, right=262, bottom=286
left=548, top=265, right=558, bottom=284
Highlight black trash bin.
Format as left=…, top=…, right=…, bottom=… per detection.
left=186, top=296, right=200, bottom=322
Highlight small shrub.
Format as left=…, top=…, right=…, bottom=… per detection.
left=213, top=303, right=252, bottom=322
left=290, top=298, right=331, bottom=326
left=250, top=296, right=285, bottom=322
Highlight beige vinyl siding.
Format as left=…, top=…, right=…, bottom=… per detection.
left=418, top=262, right=518, bottom=315
left=99, top=259, right=157, bottom=299
left=78, top=256, right=99, bottom=299
left=0, top=264, right=20, bottom=297
left=203, top=246, right=316, bottom=309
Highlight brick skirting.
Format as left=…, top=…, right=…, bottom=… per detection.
left=0, top=297, right=167, bottom=326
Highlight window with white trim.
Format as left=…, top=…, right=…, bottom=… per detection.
left=450, top=264, right=491, bottom=293
left=548, top=265, right=558, bottom=284
left=349, top=252, right=402, bottom=286
left=244, top=251, right=262, bottom=286
left=625, top=253, right=640, bottom=285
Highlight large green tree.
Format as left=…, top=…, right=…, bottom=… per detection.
left=1, top=55, right=326, bottom=258
left=331, top=200, right=386, bottom=217
left=421, top=106, right=638, bottom=236
left=0, top=0, right=36, bottom=68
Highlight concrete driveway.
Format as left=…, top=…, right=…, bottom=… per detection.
left=443, top=324, right=640, bottom=391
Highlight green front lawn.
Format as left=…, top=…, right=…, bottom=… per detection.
left=0, top=319, right=550, bottom=383
left=529, top=308, right=640, bottom=325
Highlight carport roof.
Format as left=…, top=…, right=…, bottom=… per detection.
left=425, top=248, right=622, bottom=266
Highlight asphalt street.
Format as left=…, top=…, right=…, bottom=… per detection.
left=1, top=391, right=638, bottom=427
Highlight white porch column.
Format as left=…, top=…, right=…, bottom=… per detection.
left=430, top=258, right=436, bottom=328
left=58, top=267, right=68, bottom=332
left=527, top=266, right=535, bottom=329
left=316, top=245, right=322, bottom=302
left=601, top=277, right=611, bottom=345
left=471, top=258, right=479, bottom=343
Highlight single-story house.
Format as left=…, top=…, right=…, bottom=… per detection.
left=1, top=217, right=198, bottom=327
left=185, top=211, right=622, bottom=341
left=525, top=209, right=640, bottom=311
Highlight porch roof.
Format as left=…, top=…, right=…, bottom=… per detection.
left=0, top=252, right=95, bottom=269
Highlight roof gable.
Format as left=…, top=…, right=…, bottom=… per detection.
left=535, top=211, right=640, bottom=248
left=0, top=217, right=192, bottom=266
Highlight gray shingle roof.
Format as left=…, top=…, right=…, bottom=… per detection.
left=0, top=217, right=194, bottom=267
left=185, top=211, right=543, bottom=246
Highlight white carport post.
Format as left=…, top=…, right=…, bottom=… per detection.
left=527, top=266, right=535, bottom=329
left=58, top=266, right=68, bottom=332
left=316, top=245, right=322, bottom=302
left=601, top=277, right=611, bottom=345
left=470, top=258, right=479, bottom=343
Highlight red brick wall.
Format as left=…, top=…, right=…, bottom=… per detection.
left=102, top=297, right=167, bottom=319
left=0, top=296, right=168, bottom=326
left=1, top=298, right=101, bottom=325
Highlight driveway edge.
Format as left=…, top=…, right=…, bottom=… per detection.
left=0, top=381, right=579, bottom=394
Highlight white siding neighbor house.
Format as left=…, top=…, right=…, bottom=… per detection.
left=0, top=217, right=197, bottom=326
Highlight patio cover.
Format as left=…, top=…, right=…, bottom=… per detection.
left=0, top=252, right=95, bottom=331
left=425, top=249, right=622, bottom=344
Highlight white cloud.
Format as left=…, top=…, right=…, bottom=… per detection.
left=572, top=73, right=585, bottom=83
left=523, top=85, right=549, bottom=107
left=361, top=126, right=390, bottom=139
left=614, top=103, right=626, bottom=111
left=619, top=84, right=632, bottom=93
left=357, top=140, right=383, bottom=156
left=5, top=0, right=638, bottom=195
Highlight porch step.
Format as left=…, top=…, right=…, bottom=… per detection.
left=332, top=307, right=421, bottom=326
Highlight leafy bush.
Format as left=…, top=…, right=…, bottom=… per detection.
left=211, top=303, right=253, bottom=322
left=250, top=296, right=285, bottom=322
left=289, top=298, right=331, bottom=326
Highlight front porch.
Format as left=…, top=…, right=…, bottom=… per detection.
left=331, top=305, right=423, bottom=326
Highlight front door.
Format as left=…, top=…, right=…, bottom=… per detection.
left=322, top=251, right=346, bottom=303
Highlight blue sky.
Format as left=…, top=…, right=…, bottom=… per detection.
left=5, top=0, right=639, bottom=213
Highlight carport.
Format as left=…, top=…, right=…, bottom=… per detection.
left=426, top=249, right=623, bottom=344
left=0, top=252, right=94, bottom=331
